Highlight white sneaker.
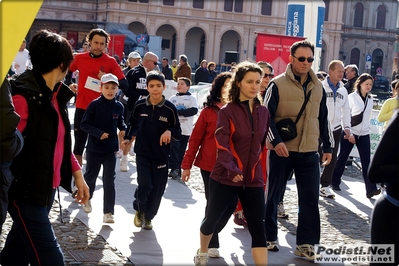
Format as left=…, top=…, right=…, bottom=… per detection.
left=83, top=200, right=92, bottom=213
left=208, top=248, right=220, bottom=258
left=103, top=212, right=114, bottom=223
left=320, top=186, right=335, bottom=198
left=294, top=244, right=321, bottom=260
left=120, top=158, right=128, bottom=172
left=116, top=149, right=123, bottom=158
left=194, top=249, right=208, bottom=266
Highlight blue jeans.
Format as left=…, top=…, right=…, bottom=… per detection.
left=265, top=151, right=321, bottom=245
left=0, top=189, right=64, bottom=265
left=84, top=150, right=116, bottom=214
left=331, top=133, right=377, bottom=195
left=168, top=135, right=189, bottom=170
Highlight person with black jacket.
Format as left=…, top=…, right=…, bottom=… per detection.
left=0, top=30, right=89, bottom=265
left=123, top=71, right=181, bottom=230
left=161, top=57, right=173, bottom=80
left=0, top=78, right=24, bottom=230
left=368, top=110, right=398, bottom=266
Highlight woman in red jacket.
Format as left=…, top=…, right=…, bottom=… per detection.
left=181, top=72, right=236, bottom=258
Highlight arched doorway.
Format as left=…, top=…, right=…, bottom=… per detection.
left=371, top=48, right=384, bottom=76
left=128, top=22, right=146, bottom=35
left=185, top=27, right=206, bottom=68
left=156, top=24, right=177, bottom=61
left=220, top=30, right=241, bottom=64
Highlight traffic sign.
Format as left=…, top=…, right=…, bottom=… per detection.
left=366, top=55, right=372, bottom=62
left=376, top=67, right=382, bottom=75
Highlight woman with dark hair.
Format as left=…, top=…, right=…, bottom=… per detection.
left=181, top=72, right=236, bottom=258
left=195, top=59, right=209, bottom=84
left=192, top=61, right=269, bottom=265
left=0, top=30, right=90, bottom=265
left=257, top=61, right=274, bottom=101
left=331, top=73, right=380, bottom=198
left=206, top=61, right=217, bottom=83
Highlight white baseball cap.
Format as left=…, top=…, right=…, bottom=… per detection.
left=128, top=51, right=141, bottom=59
left=101, top=73, right=119, bottom=85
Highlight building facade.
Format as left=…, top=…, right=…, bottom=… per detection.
left=340, top=0, right=398, bottom=80
left=31, top=0, right=397, bottom=78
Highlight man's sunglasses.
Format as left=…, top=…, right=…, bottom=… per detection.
left=148, top=59, right=158, bottom=66
left=292, top=55, right=314, bottom=63
left=264, top=74, right=274, bottom=78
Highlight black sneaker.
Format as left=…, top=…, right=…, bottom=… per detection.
left=367, top=189, right=381, bottom=198
left=142, top=218, right=153, bottom=230
left=169, top=169, right=181, bottom=180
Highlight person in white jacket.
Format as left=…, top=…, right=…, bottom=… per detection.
left=331, top=73, right=380, bottom=198
left=319, top=60, right=351, bottom=198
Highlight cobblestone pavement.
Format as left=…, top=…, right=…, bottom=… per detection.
left=0, top=158, right=369, bottom=265
left=186, top=162, right=371, bottom=248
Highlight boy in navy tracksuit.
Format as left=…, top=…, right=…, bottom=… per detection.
left=81, top=73, right=126, bottom=223
left=123, top=71, right=181, bottom=230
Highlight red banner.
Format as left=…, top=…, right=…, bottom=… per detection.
left=108, top=34, right=126, bottom=62
left=256, top=33, right=305, bottom=76
left=67, top=31, right=78, bottom=49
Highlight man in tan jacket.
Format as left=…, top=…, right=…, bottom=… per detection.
left=264, top=40, right=333, bottom=260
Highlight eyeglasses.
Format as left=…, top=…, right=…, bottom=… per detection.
left=264, top=74, right=274, bottom=78
left=292, top=55, right=314, bottom=63
left=147, top=59, right=158, bottom=66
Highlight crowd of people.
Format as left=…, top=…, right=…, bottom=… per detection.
left=1, top=28, right=398, bottom=266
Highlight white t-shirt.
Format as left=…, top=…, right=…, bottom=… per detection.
left=12, top=49, right=31, bottom=74
left=169, top=93, right=198, bottom=136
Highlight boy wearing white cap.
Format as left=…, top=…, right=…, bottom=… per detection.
left=81, top=73, right=127, bottom=223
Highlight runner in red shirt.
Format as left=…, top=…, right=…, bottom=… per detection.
left=69, top=29, right=128, bottom=166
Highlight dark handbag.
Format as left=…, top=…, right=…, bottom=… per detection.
left=276, top=91, right=312, bottom=141
left=350, top=98, right=368, bottom=127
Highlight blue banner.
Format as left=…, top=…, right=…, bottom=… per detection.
left=316, top=6, right=325, bottom=48
left=286, top=4, right=305, bottom=37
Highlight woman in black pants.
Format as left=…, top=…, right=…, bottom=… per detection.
left=192, top=61, right=269, bottom=265
left=181, top=72, right=237, bottom=258
left=368, top=110, right=398, bottom=266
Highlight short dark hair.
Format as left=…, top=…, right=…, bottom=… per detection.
left=86, top=28, right=110, bottom=45
left=346, top=64, right=359, bottom=77
left=257, top=61, right=274, bottom=74
left=29, top=29, right=73, bottom=74
left=177, top=77, right=191, bottom=87
left=162, top=57, right=169, bottom=62
left=146, top=71, right=165, bottom=86
left=229, top=61, right=263, bottom=102
left=291, top=40, right=315, bottom=56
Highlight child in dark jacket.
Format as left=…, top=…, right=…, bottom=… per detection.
left=124, top=71, right=181, bottom=230
left=81, top=73, right=126, bottom=223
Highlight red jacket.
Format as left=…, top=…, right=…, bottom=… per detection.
left=210, top=100, right=269, bottom=187
left=181, top=106, right=220, bottom=172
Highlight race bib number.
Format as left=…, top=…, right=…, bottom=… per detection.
left=84, top=76, right=101, bottom=92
